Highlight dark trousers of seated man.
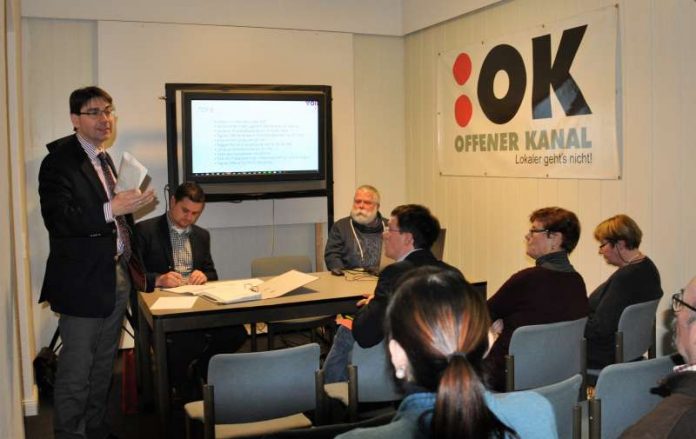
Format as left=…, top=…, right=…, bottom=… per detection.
left=53, top=260, right=130, bottom=439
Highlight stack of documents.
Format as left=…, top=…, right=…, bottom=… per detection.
left=162, top=278, right=263, bottom=304
left=160, top=270, right=319, bottom=305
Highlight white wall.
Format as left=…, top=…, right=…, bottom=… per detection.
left=21, top=0, right=404, bottom=36
left=403, top=0, right=696, bottom=354
left=402, top=0, right=503, bottom=34
left=22, top=18, right=406, bottom=353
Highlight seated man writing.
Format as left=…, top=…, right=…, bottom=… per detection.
left=136, top=182, right=246, bottom=398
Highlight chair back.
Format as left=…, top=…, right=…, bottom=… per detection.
left=251, top=255, right=313, bottom=277
left=208, top=343, right=321, bottom=423
left=533, top=374, right=583, bottom=439
left=349, top=341, right=402, bottom=403
left=507, top=317, right=587, bottom=391
left=590, top=355, right=675, bottom=439
left=616, top=298, right=660, bottom=363
left=430, top=228, right=446, bottom=260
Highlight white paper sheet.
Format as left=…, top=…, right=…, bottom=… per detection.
left=160, top=278, right=264, bottom=304
left=115, top=151, right=148, bottom=192
left=150, top=296, right=198, bottom=310
left=259, top=270, right=318, bottom=299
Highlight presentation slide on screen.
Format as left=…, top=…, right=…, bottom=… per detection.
left=190, top=99, right=320, bottom=175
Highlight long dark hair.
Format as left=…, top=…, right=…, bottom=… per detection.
left=387, top=266, right=518, bottom=438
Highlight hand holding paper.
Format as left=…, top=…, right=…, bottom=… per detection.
left=115, top=151, right=148, bottom=192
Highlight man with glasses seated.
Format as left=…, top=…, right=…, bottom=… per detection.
left=322, top=204, right=459, bottom=383
left=620, top=280, right=696, bottom=437
left=324, top=185, right=387, bottom=276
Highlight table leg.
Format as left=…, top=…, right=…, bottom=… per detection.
left=153, top=319, right=172, bottom=435
left=136, top=301, right=153, bottom=409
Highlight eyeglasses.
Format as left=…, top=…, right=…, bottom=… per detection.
left=528, top=228, right=549, bottom=235
left=599, top=241, right=612, bottom=250
left=672, top=289, right=696, bottom=313
left=79, top=108, right=116, bottom=118
left=385, top=227, right=402, bottom=234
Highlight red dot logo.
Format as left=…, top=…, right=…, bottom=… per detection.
left=452, top=53, right=472, bottom=85
left=454, top=95, right=473, bottom=127
left=452, top=52, right=473, bottom=127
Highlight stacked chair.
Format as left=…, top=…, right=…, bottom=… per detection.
left=504, top=317, right=588, bottom=391
left=588, top=354, right=675, bottom=439
left=323, top=340, right=403, bottom=422
left=184, top=343, right=324, bottom=438
left=586, top=298, right=661, bottom=384
left=530, top=374, right=583, bottom=439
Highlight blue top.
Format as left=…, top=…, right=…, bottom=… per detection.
left=336, top=390, right=558, bottom=439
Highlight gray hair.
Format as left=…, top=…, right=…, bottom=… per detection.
left=356, top=185, right=380, bottom=205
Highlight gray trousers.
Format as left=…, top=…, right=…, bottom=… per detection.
left=53, top=260, right=131, bottom=439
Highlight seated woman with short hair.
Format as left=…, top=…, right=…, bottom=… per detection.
left=337, top=266, right=557, bottom=439
left=485, top=207, right=589, bottom=391
left=585, top=214, right=663, bottom=369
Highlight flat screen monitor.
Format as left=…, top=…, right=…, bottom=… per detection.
left=179, top=85, right=331, bottom=201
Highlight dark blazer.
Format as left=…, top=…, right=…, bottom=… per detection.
left=136, top=213, right=218, bottom=292
left=352, top=249, right=452, bottom=348
left=39, top=134, right=136, bottom=318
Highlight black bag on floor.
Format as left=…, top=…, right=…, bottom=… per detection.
left=167, top=325, right=247, bottom=404
left=33, top=328, right=61, bottom=396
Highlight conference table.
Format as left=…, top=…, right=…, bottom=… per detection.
left=136, top=271, right=377, bottom=434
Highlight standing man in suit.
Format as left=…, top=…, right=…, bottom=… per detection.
left=135, top=182, right=217, bottom=290
left=322, top=204, right=456, bottom=382
left=136, top=182, right=246, bottom=397
left=39, top=86, right=155, bottom=439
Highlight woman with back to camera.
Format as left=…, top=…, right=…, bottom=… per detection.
left=485, top=207, right=589, bottom=391
left=337, top=266, right=558, bottom=439
left=585, top=214, right=663, bottom=369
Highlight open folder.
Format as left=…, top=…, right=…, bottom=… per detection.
left=161, top=270, right=318, bottom=305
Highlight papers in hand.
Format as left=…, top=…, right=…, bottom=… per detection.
left=160, top=270, right=319, bottom=305
left=162, top=279, right=264, bottom=304
left=114, top=151, right=148, bottom=193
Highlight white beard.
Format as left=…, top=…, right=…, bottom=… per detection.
left=351, top=208, right=378, bottom=225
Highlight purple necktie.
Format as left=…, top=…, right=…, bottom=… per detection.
left=98, top=152, right=131, bottom=261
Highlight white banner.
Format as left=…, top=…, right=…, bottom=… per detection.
left=436, top=6, right=619, bottom=179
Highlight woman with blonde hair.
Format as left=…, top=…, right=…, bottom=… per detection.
left=337, top=266, right=557, bottom=439
left=585, top=214, right=663, bottom=369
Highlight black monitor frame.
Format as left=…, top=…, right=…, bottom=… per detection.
left=165, top=83, right=335, bottom=226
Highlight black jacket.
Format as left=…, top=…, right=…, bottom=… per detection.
left=352, top=249, right=453, bottom=347
left=135, top=213, right=218, bottom=292
left=39, top=134, right=137, bottom=317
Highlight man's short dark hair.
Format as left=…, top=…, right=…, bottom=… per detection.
left=173, top=182, right=206, bottom=203
left=69, top=86, right=113, bottom=115
left=391, top=204, right=440, bottom=250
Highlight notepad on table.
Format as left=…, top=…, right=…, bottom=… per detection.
left=162, top=278, right=264, bottom=304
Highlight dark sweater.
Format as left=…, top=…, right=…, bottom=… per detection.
left=486, top=263, right=589, bottom=391
left=585, top=257, right=663, bottom=368
left=621, top=370, right=696, bottom=439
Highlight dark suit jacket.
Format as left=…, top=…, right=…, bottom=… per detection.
left=352, top=249, right=452, bottom=348
left=136, top=213, right=218, bottom=292
left=39, top=134, right=137, bottom=318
